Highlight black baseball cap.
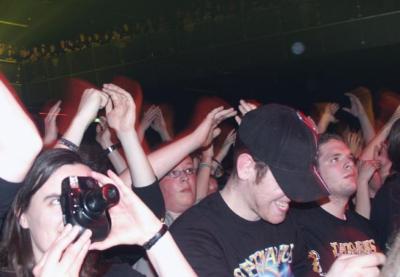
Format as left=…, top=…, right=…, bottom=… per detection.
left=238, top=104, right=329, bottom=202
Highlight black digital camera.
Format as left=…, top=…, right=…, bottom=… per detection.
left=60, top=176, right=120, bottom=242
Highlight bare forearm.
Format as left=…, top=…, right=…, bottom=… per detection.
left=147, top=232, right=197, bottom=277
left=355, top=180, right=371, bottom=219
left=0, top=82, right=43, bottom=181
left=196, top=155, right=212, bottom=202
left=360, top=123, right=392, bottom=160
left=107, top=150, right=128, bottom=174
left=57, top=115, right=89, bottom=148
left=358, top=114, right=376, bottom=143
left=148, top=132, right=200, bottom=179
left=118, top=129, right=156, bottom=187
left=317, top=114, right=331, bottom=134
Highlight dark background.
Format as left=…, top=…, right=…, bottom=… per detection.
left=1, top=0, right=400, bottom=127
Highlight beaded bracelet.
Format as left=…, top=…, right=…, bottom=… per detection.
left=142, top=224, right=168, bottom=250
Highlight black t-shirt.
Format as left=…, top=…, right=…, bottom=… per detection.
left=371, top=173, right=400, bottom=251
left=0, top=177, right=22, bottom=230
left=170, top=192, right=310, bottom=277
left=103, top=263, right=144, bottom=277
left=291, top=205, right=379, bottom=276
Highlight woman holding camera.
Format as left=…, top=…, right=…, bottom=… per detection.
left=0, top=82, right=196, bottom=276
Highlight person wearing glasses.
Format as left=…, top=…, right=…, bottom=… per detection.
left=133, top=156, right=196, bottom=276
left=159, top=156, right=197, bottom=225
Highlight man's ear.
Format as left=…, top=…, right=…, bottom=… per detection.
left=19, top=213, right=30, bottom=229
left=236, top=153, right=255, bottom=180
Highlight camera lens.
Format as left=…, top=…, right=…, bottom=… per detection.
left=84, top=189, right=107, bottom=215
left=102, top=185, right=119, bottom=204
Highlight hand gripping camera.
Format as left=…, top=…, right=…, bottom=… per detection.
left=61, top=176, right=120, bottom=242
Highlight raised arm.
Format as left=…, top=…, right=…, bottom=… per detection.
left=354, top=159, right=380, bottom=219
left=195, top=144, right=214, bottom=202
left=317, top=103, right=339, bottom=134
left=137, top=105, right=159, bottom=142
left=343, top=93, right=376, bottom=143
left=0, top=76, right=42, bottom=182
left=103, top=83, right=156, bottom=188
left=359, top=105, right=400, bottom=161
left=214, top=129, right=236, bottom=164
left=95, top=116, right=127, bottom=174
left=150, top=106, right=173, bottom=142
left=56, top=88, right=108, bottom=150
left=146, top=106, right=237, bottom=179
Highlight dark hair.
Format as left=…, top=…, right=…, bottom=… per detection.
left=231, top=136, right=268, bottom=184
left=316, top=133, right=346, bottom=167
left=0, top=148, right=104, bottom=277
left=388, top=119, right=400, bottom=173
left=318, top=133, right=345, bottom=148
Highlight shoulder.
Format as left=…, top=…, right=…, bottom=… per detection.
left=171, top=193, right=223, bottom=233
left=289, top=202, right=322, bottom=224
left=346, top=209, right=373, bottom=227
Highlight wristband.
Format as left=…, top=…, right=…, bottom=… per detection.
left=59, top=138, right=79, bottom=152
left=142, top=224, right=168, bottom=250
left=103, top=142, right=121, bottom=156
left=199, top=162, right=211, bottom=169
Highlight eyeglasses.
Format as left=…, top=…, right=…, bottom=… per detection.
left=166, top=168, right=196, bottom=178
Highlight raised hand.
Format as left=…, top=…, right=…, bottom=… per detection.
left=43, top=100, right=61, bottom=146
left=344, top=130, right=364, bottom=158
left=140, top=105, right=159, bottom=134
left=89, top=170, right=162, bottom=250
left=192, top=106, right=237, bottom=148
left=75, top=88, right=108, bottom=125
left=343, top=93, right=365, bottom=118
left=326, top=253, right=385, bottom=277
left=103, top=83, right=136, bottom=133
left=151, top=106, right=172, bottom=140
left=235, top=99, right=258, bottom=124
left=323, top=103, right=340, bottom=123
left=33, top=225, right=92, bottom=277
left=357, top=159, right=381, bottom=185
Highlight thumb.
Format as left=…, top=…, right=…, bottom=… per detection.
left=342, top=107, right=351, bottom=114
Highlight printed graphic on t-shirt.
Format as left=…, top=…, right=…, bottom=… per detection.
left=308, top=250, right=323, bottom=276
left=233, top=244, right=294, bottom=277
left=308, top=239, right=377, bottom=276
left=330, top=239, right=377, bottom=257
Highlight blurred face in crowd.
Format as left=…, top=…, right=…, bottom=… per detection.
left=19, top=163, right=92, bottom=261
left=160, top=156, right=196, bottom=214
left=317, top=139, right=357, bottom=198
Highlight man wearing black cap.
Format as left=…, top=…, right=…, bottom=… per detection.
left=169, top=104, right=327, bottom=276
left=170, top=104, right=385, bottom=276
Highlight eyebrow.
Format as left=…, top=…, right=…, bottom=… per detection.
left=43, top=194, right=61, bottom=201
